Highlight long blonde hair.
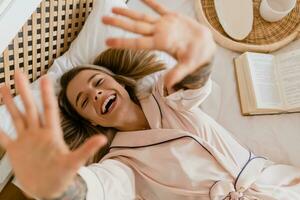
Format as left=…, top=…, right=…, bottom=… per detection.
left=59, top=48, right=165, bottom=164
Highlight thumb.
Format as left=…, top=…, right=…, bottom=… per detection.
left=164, top=63, right=190, bottom=93
left=69, top=135, right=108, bottom=167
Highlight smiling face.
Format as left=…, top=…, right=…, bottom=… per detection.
left=66, top=69, right=136, bottom=128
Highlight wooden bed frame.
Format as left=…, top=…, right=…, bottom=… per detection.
left=0, top=0, right=94, bottom=198
left=0, top=0, right=94, bottom=103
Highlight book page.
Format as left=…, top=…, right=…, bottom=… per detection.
left=276, top=50, right=300, bottom=108
left=247, top=53, right=283, bottom=108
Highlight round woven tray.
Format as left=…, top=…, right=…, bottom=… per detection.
left=195, top=0, right=300, bottom=52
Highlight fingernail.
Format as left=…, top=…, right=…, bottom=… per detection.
left=102, top=16, right=108, bottom=23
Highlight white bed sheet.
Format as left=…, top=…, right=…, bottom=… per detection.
left=128, top=0, right=300, bottom=167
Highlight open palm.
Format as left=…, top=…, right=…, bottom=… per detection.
left=0, top=71, right=106, bottom=199
left=102, top=0, right=216, bottom=92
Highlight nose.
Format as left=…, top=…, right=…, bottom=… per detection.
left=94, top=91, right=102, bottom=101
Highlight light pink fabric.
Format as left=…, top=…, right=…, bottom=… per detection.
left=99, top=75, right=300, bottom=199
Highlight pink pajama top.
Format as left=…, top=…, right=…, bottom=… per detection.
left=78, top=75, right=300, bottom=200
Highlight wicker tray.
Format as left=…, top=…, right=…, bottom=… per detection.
left=195, top=0, right=300, bottom=53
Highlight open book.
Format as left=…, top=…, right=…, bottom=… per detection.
left=234, top=49, right=300, bottom=115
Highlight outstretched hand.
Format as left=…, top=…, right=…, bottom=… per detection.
left=0, top=71, right=107, bottom=199
left=102, top=0, right=216, bottom=92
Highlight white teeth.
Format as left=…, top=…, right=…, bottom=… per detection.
left=102, top=94, right=116, bottom=114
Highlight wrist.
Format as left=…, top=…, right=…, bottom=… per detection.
left=175, top=58, right=213, bottom=90
left=44, top=175, right=87, bottom=200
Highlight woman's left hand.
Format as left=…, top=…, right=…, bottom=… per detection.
left=102, top=0, right=216, bottom=92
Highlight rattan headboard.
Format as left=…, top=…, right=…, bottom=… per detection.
left=0, top=0, right=94, bottom=104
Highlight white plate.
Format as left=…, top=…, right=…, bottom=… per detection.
left=214, top=0, right=253, bottom=40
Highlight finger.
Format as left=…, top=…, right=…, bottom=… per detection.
left=142, top=0, right=170, bottom=15
left=0, top=128, right=12, bottom=149
left=40, top=75, right=60, bottom=129
left=112, top=7, right=157, bottom=23
left=102, top=16, right=154, bottom=35
left=106, top=37, right=154, bottom=50
left=15, top=70, right=39, bottom=127
left=69, top=135, right=107, bottom=168
left=0, top=86, right=25, bottom=133
left=164, top=64, right=190, bottom=92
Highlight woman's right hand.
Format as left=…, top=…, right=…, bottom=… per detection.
left=0, top=71, right=107, bottom=199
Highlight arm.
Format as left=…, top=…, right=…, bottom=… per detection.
left=102, top=0, right=216, bottom=94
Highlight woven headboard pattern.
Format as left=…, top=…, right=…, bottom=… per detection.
left=0, top=0, right=94, bottom=104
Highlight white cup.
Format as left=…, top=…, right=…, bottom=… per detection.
left=259, top=0, right=296, bottom=22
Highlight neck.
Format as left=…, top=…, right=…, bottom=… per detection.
left=116, top=103, right=150, bottom=131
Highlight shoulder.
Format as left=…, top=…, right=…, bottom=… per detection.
left=135, top=71, right=164, bottom=99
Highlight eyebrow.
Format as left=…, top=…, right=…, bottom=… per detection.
left=75, top=73, right=100, bottom=107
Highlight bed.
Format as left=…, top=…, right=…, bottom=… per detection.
left=0, top=0, right=300, bottom=199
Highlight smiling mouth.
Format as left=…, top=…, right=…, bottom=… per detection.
left=101, top=94, right=117, bottom=114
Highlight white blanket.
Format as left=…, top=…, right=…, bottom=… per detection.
left=128, top=0, right=300, bottom=167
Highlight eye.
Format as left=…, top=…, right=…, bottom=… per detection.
left=81, top=98, right=88, bottom=108
left=95, top=78, right=103, bottom=87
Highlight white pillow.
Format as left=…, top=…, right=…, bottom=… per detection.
left=46, top=0, right=130, bottom=93
left=44, top=0, right=178, bottom=93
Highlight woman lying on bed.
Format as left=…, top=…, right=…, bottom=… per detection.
left=0, top=0, right=300, bottom=199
